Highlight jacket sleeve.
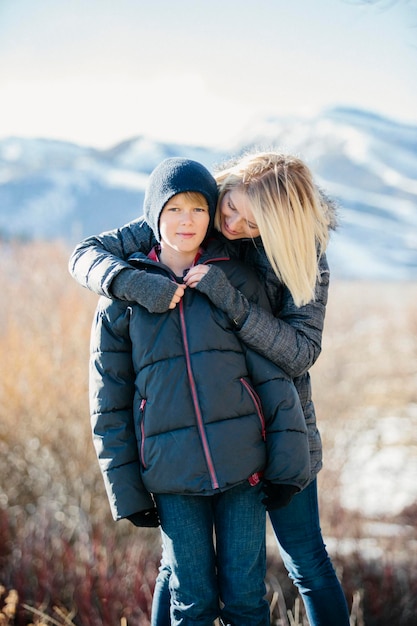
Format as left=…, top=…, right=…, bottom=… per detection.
left=237, top=254, right=330, bottom=378
left=89, top=297, right=154, bottom=520
left=68, top=217, right=156, bottom=297
left=245, top=349, right=311, bottom=489
left=195, top=261, right=272, bottom=327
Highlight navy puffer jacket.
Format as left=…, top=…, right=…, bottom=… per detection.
left=90, top=245, right=310, bottom=520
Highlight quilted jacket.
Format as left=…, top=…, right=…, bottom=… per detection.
left=71, top=218, right=331, bottom=482
left=89, top=244, right=310, bottom=520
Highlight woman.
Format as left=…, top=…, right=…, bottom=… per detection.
left=69, top=151, right=350, bottom=626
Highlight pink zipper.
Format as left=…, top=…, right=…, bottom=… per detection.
left=178, top=299, right=219, bottom=490
left=240, top=378, right=266, bottom=441
left=140, top=398, right=147, bottom=468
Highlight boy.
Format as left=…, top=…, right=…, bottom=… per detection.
left=89, top=158, right=309, bottom=626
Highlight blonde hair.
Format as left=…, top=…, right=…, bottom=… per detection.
left=214, top=152, right=333, bottom=307
left=177, top=191, right=208, bottom=208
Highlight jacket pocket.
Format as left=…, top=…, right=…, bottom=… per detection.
left=139, top=398, right=147, bottom=468
left=240, top=378, right=266, bottom=441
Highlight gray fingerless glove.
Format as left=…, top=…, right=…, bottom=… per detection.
left=111, top=268, right=179, bottom=313
left=195, top=265, right=250, bottom=329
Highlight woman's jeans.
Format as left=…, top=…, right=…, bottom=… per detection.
left=153, top=481, right=270, bottom=626
left=269, top=478, right=350, bottom=625
left=152, top=479, right=350, bottom=626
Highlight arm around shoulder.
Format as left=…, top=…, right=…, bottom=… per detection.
left=68, top=217, right=156, bottom=297
left=237, top=254, right=330, bottom=377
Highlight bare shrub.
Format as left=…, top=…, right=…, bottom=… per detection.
left=1, top=242, right=416, bottom=624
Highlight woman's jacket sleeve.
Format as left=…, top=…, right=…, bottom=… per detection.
left=238, top=254, right=330, bottom=378
left=69, top=218, right=155, bottom=297
left=89, top=297, right=154, bottom=520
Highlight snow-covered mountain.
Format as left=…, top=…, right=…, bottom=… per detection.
left=1, top=106, right=416, bottom=280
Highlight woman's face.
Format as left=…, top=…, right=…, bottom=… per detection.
left=218, top=188, right=260, bottom=240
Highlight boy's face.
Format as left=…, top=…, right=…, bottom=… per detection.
left=159, top=192, right=210, bottom=256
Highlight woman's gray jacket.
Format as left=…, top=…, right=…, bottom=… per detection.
left=90, top=245, right=310, bottom=520
left=71, top=218, right=329, bottom=484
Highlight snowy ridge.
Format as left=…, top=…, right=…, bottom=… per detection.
left=0, top=106, right=416, bottom=280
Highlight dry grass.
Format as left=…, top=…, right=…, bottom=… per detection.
left=1, top=241, right=416, bottom=625
left=312, top=279, right=417, bottom=528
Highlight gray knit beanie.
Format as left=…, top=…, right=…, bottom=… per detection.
left=143, top=157, right=218, bottom=241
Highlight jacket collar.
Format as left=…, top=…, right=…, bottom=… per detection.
left=147, top=245, right=205, bottom=267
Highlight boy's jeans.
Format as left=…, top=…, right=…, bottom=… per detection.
left=154, top=481, right=269, bottom=626
left=152, top=479, right=350, bottom=626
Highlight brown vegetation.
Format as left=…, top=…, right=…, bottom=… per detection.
left=0, top=241, right=416, bottom=625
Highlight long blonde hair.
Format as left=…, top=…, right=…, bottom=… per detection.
left=214, top=151, right=334, bottom=307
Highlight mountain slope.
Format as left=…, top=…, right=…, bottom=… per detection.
left=0, top=107, right=416, bottom=279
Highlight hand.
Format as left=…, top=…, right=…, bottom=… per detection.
left=261, top=481, right=299, bottom=511
left=189, top=264, right=249, bottom=329
left=168, top=284, right=187, bottom=309
left=183, top=265, right=210, bottom=288
left=111, top=269, right=181, bottom=313
left=127, top=508, right=160, bottom=527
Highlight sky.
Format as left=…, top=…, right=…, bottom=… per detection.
left=1, top=0, right=416, bottom=149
